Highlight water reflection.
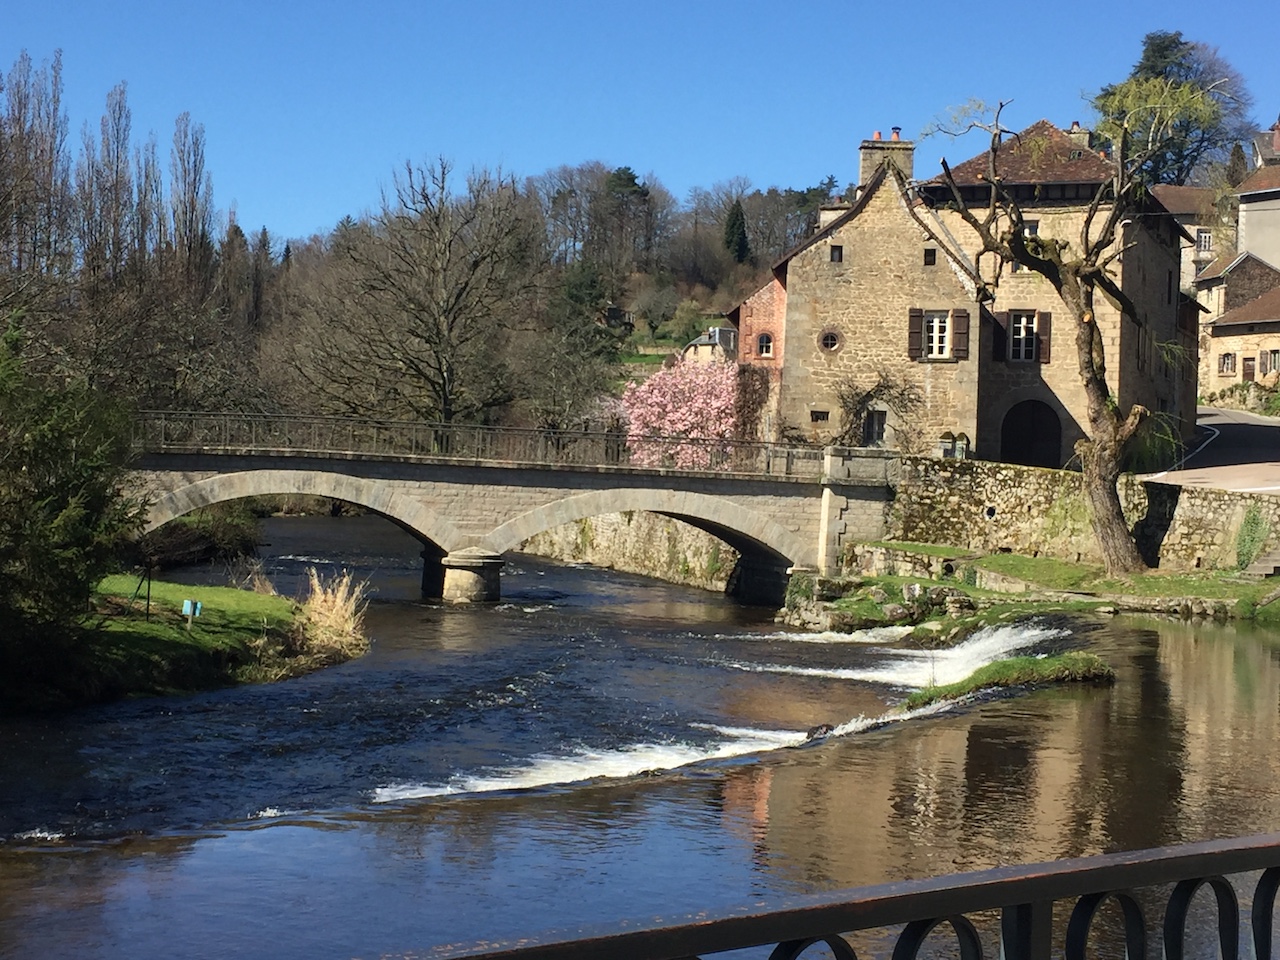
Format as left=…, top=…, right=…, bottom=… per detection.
left=2, top=518, right=1279, bottom=958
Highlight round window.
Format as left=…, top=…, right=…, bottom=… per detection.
left=820, top=331, right=840, bottom=351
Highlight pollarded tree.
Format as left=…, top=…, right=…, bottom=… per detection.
left=893, top=85, right=1220, bottom=574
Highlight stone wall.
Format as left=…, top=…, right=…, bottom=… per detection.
left=890, top=455, right=1280, bottom=572
left=519, top=512, right=739, bottom=591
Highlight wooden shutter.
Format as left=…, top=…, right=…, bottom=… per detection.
left=1262, top=351, right=1271, bottom=376
left=952, top=309, right=970, bottom=360
left=908, top=308, right=923, bottom=359
left=992, top=311, right=1009, bottom=360
left=1037, top=311, right=1052, bottom=363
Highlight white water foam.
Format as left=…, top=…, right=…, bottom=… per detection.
left=718, top=626, right=915, bottom=645
left=374, top=701, right=970, bottom=803
left=372, top=729, right=803, bottom=803
left=722, top=620, right=1069, bottom=689
left=13, top=828, right=65, bottom=841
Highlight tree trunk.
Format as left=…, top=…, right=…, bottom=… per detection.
left=1077, top=434, right=1147, bottom=573
left=1067, top=277, right=1149, bottom=575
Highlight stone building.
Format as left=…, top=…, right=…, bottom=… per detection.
left=1202, top=286, right=1280, bottom=389
left=735, top=121, right=1193, bottom=468
left=1150, top=184, right=1221, bottom=292
left=1195, top=253, right=1280, bottom=391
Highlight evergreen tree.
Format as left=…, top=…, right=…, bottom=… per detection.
left=1226, top=142, right=1248, bottom=187
left=723, top=198, right=750, bottom=264
left=1097, top=30, right=1255, bottom=185
left=0, top=319, right=142, bottom=657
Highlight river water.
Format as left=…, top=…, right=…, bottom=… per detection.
left=1, top=516, right=1279, bottom=959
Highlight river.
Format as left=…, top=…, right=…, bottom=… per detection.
left=1, top=516, right=1279, bottom=959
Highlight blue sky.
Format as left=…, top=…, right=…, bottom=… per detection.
left=7, top=1, right=1277, bottom=244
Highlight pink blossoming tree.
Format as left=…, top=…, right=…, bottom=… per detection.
left=620, top=361, right=739, bottom=468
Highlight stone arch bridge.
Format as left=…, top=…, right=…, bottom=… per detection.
left=130, top=413, right=898, bottom=603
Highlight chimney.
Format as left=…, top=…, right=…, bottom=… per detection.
left=1273, top=116, right=1280, bottom=153
left=860, top=126, right=914, bottom=186
left=1067, top=120, right=1091, bottom=148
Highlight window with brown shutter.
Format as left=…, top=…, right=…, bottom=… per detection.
left=908, top=308, right=923, bottom=359
left=1037, top=311, right=1052, bottom=363
left=952, top=309, right=970, bottom=359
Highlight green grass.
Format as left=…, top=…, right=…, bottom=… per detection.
left=1, top=573, right=367, bottom=714
left=867, top=540, right=975, bottom=558
left=902, top=652, right=1115, bottom=710
left=973, top=554, right=1103, bottom=591
left=618, top=352, right=669, bottom=365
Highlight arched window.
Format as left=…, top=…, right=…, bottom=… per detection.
left=757, top=333, right=774, bottom=357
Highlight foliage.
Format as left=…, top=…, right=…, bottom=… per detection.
left=784, top=572, right=815, bottom=609
left=734, top=363, right=771, bottom=441
left=522, top=261, right=622, bottom=428
left=620, top=360, right=738, bottom=468
left=1094, top=75, right=1225, bottom=188
left=722, top=199, right=751, bottom=264
left=901, top=652, right=1115, bottom=710
left=1120, top=413, right=1185, bottom=473
left=0, top=320, right=143, bottom=655
left=832, top=369, right=923, bottom=447
left=1096, top=30, right=1254, bottom=185
left=1236, top=504, right=1270, bottom=571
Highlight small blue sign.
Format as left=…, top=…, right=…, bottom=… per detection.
left=182, top=599, right=193, bottom=616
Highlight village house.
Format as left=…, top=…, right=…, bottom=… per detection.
left=1193, top=127, right=1280, bottom=396
left=733, top=122, right=1193, bottom=468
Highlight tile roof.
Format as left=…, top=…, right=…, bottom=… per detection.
left=939, top=120, right=1113, bottom=186
left=1214, top=285, right=1280, bottom=327
left=1150, top=184, right=1216, bottom=217
left=1237, top=165, right=1280, bottom=196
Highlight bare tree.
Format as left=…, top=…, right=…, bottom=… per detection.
left=288, top=160, right=540, bottom=422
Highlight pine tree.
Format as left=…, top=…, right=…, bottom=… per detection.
left=723, top=198, right=750, bottom=264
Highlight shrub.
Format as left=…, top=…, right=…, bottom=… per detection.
left=1236, top=504, right=1270, bottom=570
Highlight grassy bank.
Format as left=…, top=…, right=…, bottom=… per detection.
left=0, top=571, right=369, bottom=714
left=901, top=652, right=1115, bottom=711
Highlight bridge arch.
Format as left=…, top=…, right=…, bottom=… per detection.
left=483, top=488, right=812, bottom=568
left=143, top=469, right=468, bottom=553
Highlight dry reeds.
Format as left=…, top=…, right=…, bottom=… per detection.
left=292, top=567, right=370, bottom=664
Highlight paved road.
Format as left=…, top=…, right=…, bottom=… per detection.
left=1146, top=407, right=1280, bottom=493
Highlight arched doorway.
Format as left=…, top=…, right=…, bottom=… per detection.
left=1000, top=400, right=1062, bottom=468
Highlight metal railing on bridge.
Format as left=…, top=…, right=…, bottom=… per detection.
left=426, top=832, right=1280, bottom=959
left=131, top=411, right=827, bottom=479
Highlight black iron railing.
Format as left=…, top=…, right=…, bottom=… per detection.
left=131, top=411, right=828, bottom=479
left=424, top=833, right=1280, bottom=959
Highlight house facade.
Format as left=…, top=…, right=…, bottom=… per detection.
left=736, top=121, right=1192, bottom=468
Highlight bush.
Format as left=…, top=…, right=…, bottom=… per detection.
left=1236, top=504, right=1270, bottom=570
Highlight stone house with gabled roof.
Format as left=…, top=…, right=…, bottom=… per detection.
left=1203, top=285, right=1280, bottom=390
left=734, top=120, right=1194, bottom=469
left=1150, top=184, right=1222, bottom=291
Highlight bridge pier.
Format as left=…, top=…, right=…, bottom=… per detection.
left=441, top=548, right=505, bottom=603
left=420, top=544, right=447, bottom=599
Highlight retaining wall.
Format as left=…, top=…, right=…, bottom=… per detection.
left=890, top=456, right=1280, bottom=572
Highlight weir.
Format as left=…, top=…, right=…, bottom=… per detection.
left=129, top=411, right=898, bottom=602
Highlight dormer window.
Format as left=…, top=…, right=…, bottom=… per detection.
left=757, top=333, right=774, bottom=358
